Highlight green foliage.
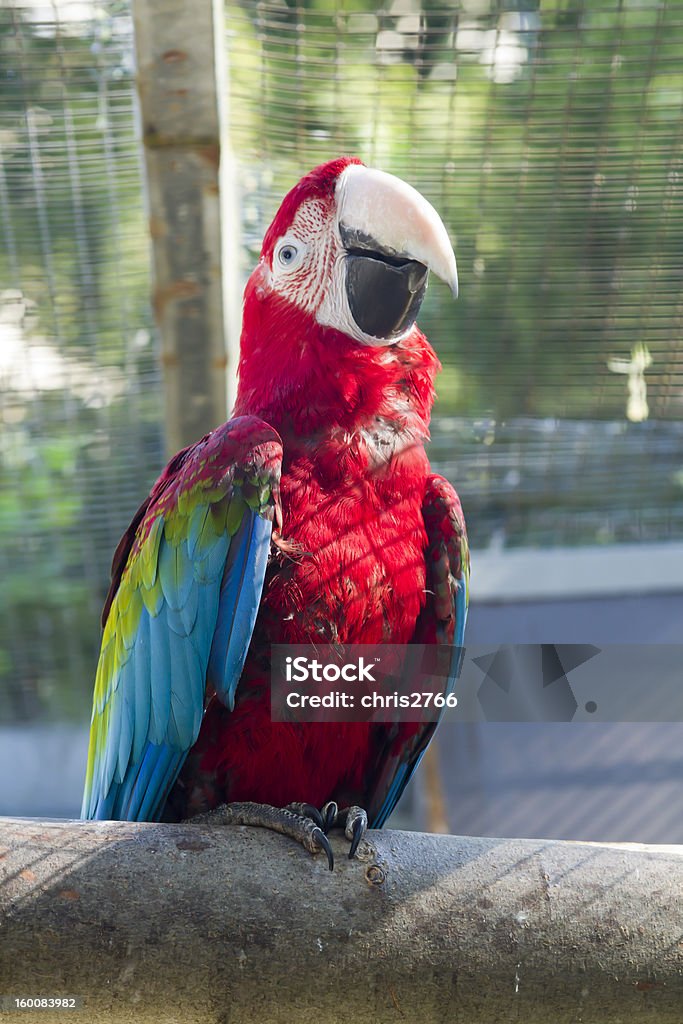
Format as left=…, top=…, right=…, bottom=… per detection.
left=228, top=0, right=683, bottom=422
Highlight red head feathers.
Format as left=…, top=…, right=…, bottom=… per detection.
left=235, top=158, right=457, bottom=437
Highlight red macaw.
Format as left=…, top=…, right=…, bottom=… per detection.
left=82, top=157, right=469, bottom=868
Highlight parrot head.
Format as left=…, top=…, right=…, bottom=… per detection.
left=237, top=157, right=457, bottom=427
left=258, top=157, right=457, bottom=345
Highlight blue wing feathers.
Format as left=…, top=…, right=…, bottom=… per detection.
left=102, top=704, right=121, bottom=798
left=208, top=511, right=273, bottom=712
left=158, top=537, right=193, bottom=611
left=137, top=747, right=180, bottom=820
left=370, top=600, right=467, bottom=830
left=371, top=764, right=408, bottom=829
left=148, top=611, right=172, bottom=746
left=129, top=612, right=150, bottom=763
left=165, top=588, right=197, bottom=636
left=194, top=532, right=231, bottom=585
left=113, top=742, right=184, bottom=822
left=84, top=475, right=278, bottom=822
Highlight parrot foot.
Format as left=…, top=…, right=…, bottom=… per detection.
left=320, top=802, right=368, bottom=859
left=185, top=801, right=335, bottom=870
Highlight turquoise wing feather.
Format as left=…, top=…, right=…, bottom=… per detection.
left=81, top=417, right=283, bottom=822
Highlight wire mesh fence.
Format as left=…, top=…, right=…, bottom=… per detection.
left=227, top=0, right=683, bottom=419
left=0, top=1, right=163, bottom=720
left=1, top=0, right=682, bottom=722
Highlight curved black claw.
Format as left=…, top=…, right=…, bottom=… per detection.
left=321, top=800, right=338, bottom=834
left=318, top=804, right=369, bottom=859
left=286, top=802, right=325, bottom=830
left=313, top=827, right=334, bottom=871
left=344, top=806, right=369, bottom=859
left=348, top=812, right=367, bottom=859
left=185, top=801, right=335, bottom=870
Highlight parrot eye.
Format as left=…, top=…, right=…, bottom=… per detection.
left=274, top=239, right=305, bottom=271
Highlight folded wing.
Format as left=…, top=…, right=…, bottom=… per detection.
left=368, top=475, right=469, bottom=828
left=81, top=417, right=283, bottom=822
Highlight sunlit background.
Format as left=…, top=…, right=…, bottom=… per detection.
left=1, top=0, right=683, bottom=837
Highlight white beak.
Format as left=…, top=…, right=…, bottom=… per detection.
left=335, top=164, right=458, bottom=298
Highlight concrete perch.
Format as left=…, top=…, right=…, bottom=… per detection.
left=1, top=818, right=682, bottom=1023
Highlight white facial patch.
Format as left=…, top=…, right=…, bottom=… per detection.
left=268, top=199, right=334, bottom=315
left=267, top=195, right=399, bottom=345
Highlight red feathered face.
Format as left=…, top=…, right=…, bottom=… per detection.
left=257, top=158, right=458, bottom=348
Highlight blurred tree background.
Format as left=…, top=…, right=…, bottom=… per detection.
left=1, top=0, right=682, bottom=723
